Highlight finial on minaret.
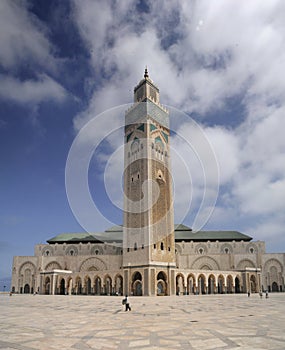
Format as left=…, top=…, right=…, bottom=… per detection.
left=144, top=67, right=149, bottom=79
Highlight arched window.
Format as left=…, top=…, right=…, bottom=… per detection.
left=160, top=242, right=164, bottom=250
left=134, top=243, right=137, bottom=251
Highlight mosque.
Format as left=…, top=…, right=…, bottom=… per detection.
left=11, top=70, right=285, bottom=296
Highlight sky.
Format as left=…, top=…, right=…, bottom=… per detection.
left=1, top=0, right=285, bottom=287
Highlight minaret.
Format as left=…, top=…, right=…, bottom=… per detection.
left=123, top=69, right=176, bottom=296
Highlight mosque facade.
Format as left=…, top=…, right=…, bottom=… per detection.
left=11, top=71, right=285, bottom=296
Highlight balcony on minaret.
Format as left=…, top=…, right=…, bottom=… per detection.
left=134, top=68, right=160, bottom=104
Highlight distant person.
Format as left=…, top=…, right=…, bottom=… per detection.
left=266, top=290, right=269, bottom=298
left=123, top=295, right=131, bottom=311
left=247, top=291, right=250, bottom=297
left=259, top=291, right=263, bottom=298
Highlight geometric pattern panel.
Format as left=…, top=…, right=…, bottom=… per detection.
left=191, top=256, right=220, bottom=270
left=79, top=257, right=107, bottom=272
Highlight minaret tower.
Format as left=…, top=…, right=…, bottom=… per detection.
left=123, top=69, right=176, bottom=296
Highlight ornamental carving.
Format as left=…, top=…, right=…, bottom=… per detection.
left=79, top=257, right=107, bottom=272
left=191, top=256, right=220, bottom=270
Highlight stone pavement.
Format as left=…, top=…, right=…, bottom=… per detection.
left=0, top=293, right=285, bottom=350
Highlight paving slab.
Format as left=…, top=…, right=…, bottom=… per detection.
left=0, top=293, right=284, bottom=349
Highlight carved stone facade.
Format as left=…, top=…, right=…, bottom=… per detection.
left=11, top=231, right=285, bottom=295
left=11, top=71, right=285, bottom=296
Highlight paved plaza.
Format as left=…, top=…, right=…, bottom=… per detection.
left=0, top=293, right=285, bottom=350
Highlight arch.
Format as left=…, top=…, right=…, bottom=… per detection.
left=175, top=244, right=182, bottom=255
left=195, top=243, right=208, bottom=255
left=44, top=277, right=51, bottom=295
left=104, top=275, right=112, bottom=295
left=250, top=275, right=257, bottom=293
left=227, top=275, right=234, bottom=293
left=264, top=258, right=283, bottom=273
left=236, top=259, right=255, bottom=269
left=79, top=257, right=107, bottom=272
left=176, top=273, right=185, bottom=295
left=114, top=274, right=123, bottom=295
left=19, top=261, right=36, bottom=275
left=91, top=245, right=104, bottom=255
left=208, top=274, right=216, bottom=294
left=157, top=280, right=167, bottom=296
left=235, top=276, right=242, bottom=293
left=84, top=276, right=92, bottom=295
left=45, top=261, right=62, bottom=271
left=197, top=274, right=206, bottom=294
left=94, top=276, right=102, bottom=295
left=132, top=271, right=142, bottom=282
left=65, top=245, right=78, bottom=256
left=157, top=271, right=167, bottom=281
left=191, top=256, right=220, bottom=270
left=42, top=246, right=54, bottom=257
left=133, top=280, right=143, bottom=296
left=132, top=271, right=143, bottom=295
left=272, top=282, right=279, bottom=292
left=246, top=243, right=257, bottom=254
left=187, top=274, right=196, bottom=295
left=60, top=278, right=65, bottom=295
left=218, top=274, right=225, bottom=294
left=24, top=284, right=30, bottom=294
left=67, top=277, right=73, bottom=295
left=75, top=276, right=83, bottom=295
left=220, top=243, right=233, bottom=254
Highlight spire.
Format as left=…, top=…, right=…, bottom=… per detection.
left=144, top=67, right=149, bottom=79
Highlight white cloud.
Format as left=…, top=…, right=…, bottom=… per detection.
left=0, top=74, right=67, bottom=104
left=71, top=0, right=285, bottom=248
left=0, top=0, right=55, bottom=70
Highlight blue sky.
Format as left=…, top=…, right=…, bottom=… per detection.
left=1, top=0, right=285, bottom=287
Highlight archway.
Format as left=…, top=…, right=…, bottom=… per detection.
left=94, top=277, right=101, bottom=295
left=60, top=278, right=65, bottom=295
left=187, top=274, right=195, bottom=294
left=218, top=275, right=225, bottom=294
left=44, top=277, right=51, bottom=295
left=176, top=274, right=184, bottom=295
left=157, top=280, right=167, bottom=296
left=76, top=277, right=82, bottom=295
left=198, top=274, right=206, bottom=294
left=104, top=276, right=112, bottom=295
left=114, top=275, right=123, bottom=295
left=272, top=282, right=279, bottom=292
left=86, top=277, right=92, bottom=295
left=24, top=284, right=30, bottom=294
left=67, top=278, right=73, bottom=295
left=157, top=271, right=167, bottom=296
left=235, top=276, right=241, bottom=293
left=132, top=271, right=142, bottom=295
left=208, top=275, right=216, bottom=294
left=227, top=275, right=234, bottom=293
left=250, top=275, right=257, bottom=293
left=133, top=280, right=142, bottom=296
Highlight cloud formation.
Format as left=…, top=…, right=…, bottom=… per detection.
left=0, top=0, right=67, bottom=106
left=70, top=0, right=285, bottom=251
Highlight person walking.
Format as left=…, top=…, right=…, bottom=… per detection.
left=124, top=295, right=131, bottom=311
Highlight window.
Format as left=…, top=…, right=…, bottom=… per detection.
left=134, top=243, right=137, bottom=251
left=199, top=248, right=204, bottom=254
left=250, top=248, right=254, bottom=254
left=154, top=244, right=156, bottom=249
left=160, top=242, right=164, bottom=250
